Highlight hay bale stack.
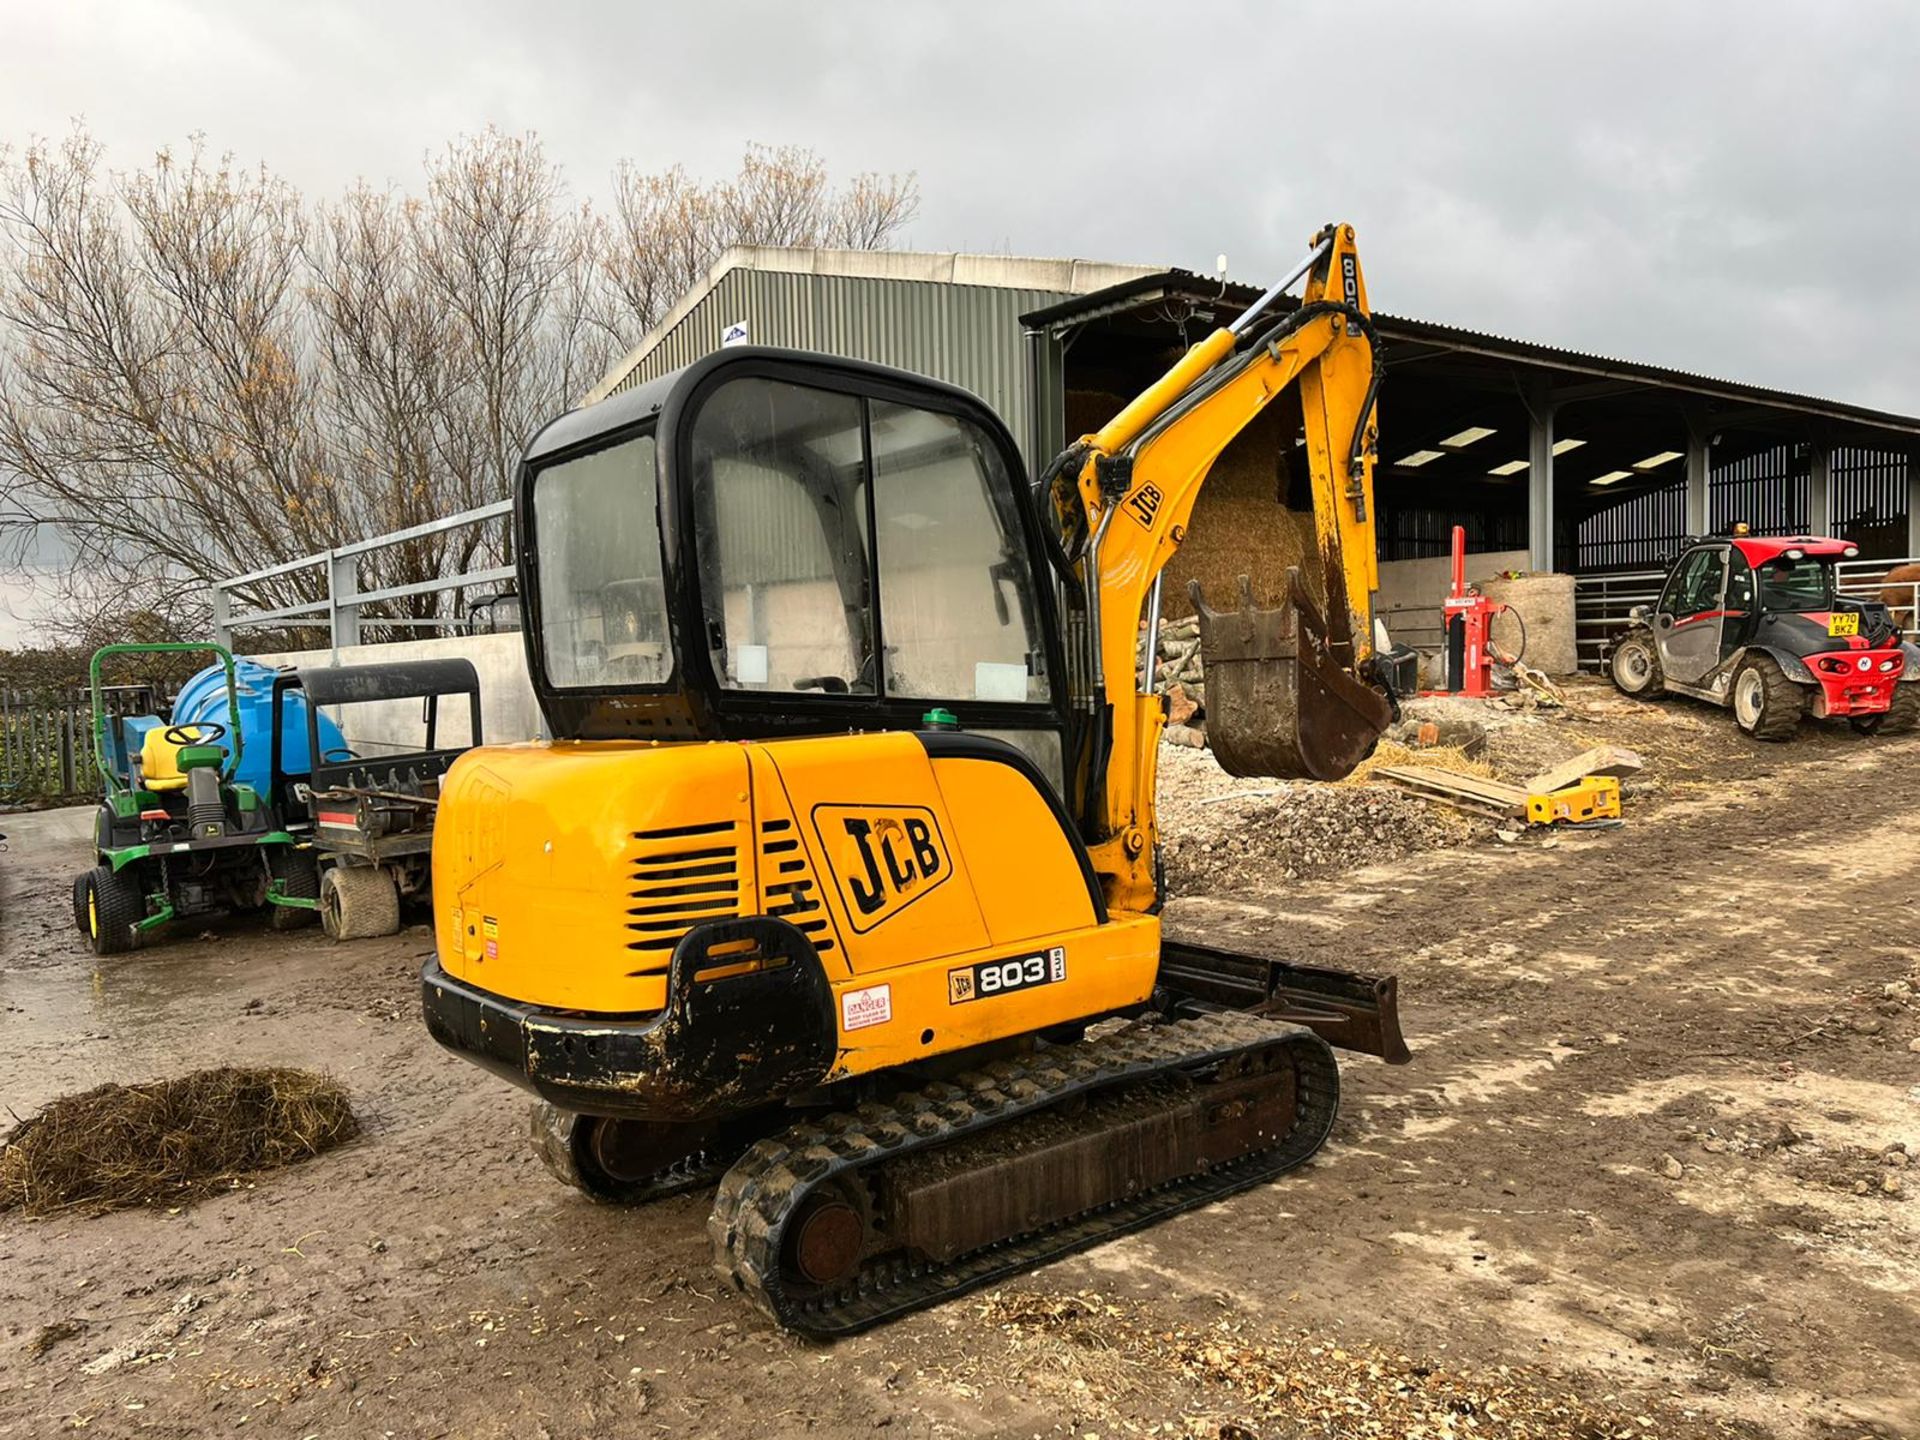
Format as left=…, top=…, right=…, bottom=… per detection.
left=1480, top=571, right=1578, bottom=676
left=0, top=1066, right=358, bottom=1215
left=1064, top=390, right=1325, bottom=621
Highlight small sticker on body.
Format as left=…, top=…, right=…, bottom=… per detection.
left=482, top=916, right=499, bottom=939
left=841, top=983, right=893, bottom=1031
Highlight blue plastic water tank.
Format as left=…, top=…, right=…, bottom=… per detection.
left=171, top=658, right=346, bottom=798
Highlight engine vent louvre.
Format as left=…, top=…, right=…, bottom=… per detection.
left=760, top=818, right=835, bottom=954
left=623, top=820, right=742, bottom=966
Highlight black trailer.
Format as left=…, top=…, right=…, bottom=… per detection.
left=270, top=659, right=482, bottom=940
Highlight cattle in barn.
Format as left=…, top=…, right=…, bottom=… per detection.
left=1879, top=562, right=1920, bottom=631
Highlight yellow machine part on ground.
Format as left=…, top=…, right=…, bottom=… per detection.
left=432, top=734, right=1161, bottom=1080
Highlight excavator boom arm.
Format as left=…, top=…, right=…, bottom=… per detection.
left=1056, top=224, right=1386, bottom=910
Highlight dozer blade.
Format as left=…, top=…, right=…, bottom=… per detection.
left=1189, top=570, right=1393, bottom=782
left=1156, top=938, right=1411, bottom=1064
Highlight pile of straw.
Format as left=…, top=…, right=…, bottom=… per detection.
left=0, top=1066, right=357, bottom=1215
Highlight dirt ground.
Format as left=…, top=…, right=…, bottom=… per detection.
left=2, top=685, right=1917, bottom=1439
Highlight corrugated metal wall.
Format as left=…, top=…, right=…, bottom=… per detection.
left=1571, top=483, right=1688, bottom=572
left=607, top=269, right=1070, bottom=468
left=1571, top=442, right=1913, bottom=571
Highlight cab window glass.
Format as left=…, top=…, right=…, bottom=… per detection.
left=870, top=401, right=1050, bottom=703
left=532, top=431, right=669, bottom=689
left=1726, top=551, right=1755, bottom=612
left=1662, top=548, right=1726, bottom=616
left=1758, top=557, right=1835, bottom=610
left=690, top=379, right=875, bottom=693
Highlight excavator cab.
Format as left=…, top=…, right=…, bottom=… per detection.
left=520, top=350, right=1073, bottom=779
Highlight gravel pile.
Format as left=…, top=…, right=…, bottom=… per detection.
left=1157, top=743, right=1472, bottom=893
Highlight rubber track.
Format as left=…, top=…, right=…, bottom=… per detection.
left=529, top=1103, right=742, bottom=1206
left=708, top=1011, right=1340, bottom=1337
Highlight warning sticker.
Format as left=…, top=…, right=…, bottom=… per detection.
left=841, top=983, right=893, bottom=1032
left=482, top=916, right=499, bottom=939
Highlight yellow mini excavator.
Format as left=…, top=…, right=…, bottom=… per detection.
left=422, top=224, right=1409, bottom=1335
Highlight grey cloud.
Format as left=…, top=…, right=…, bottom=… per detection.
left=3, top=0, right=1917, bottom=409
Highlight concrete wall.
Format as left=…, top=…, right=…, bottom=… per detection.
left=1375, top=549, right=1529, bottom=649
left=252, top=631, right=545, bottom=751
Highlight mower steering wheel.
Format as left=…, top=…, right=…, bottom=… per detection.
left=164, top=722, right=226, bottom=747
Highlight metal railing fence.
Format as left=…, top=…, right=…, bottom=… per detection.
left=1836, top=555, right=1920, bottom=636
left=210, top=500, right=514, bottom=650
left=1573, top=570, right=1666, bottom=672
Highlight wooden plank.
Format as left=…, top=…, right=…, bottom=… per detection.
left=1376, top=766, right=1529, bottom=805
left=1374, top=776, right=1519, bottom=820
left=1524, top=745, right=1644, bottom=796
left=1374, top=765, right=1527, bottom=818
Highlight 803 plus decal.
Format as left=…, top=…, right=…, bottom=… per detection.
left=948, top=946, right=1067, bottom=1004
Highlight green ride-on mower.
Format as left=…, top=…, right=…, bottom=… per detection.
left=74, top=643, right=315, bottom=955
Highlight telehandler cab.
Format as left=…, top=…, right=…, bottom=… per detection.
left=422, top=224, right=1408, bottom=1334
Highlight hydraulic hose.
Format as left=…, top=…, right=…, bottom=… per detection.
left=1490, top=607, right=1529, bottom=667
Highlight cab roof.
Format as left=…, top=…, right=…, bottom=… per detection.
left=1729, top=534, right=1857, bottom=565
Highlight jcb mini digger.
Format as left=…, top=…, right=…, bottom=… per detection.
left=423, top=225, right=1410, bottom=1334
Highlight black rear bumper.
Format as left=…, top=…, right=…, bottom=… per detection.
left=420, top=916, right=839, bottom=1122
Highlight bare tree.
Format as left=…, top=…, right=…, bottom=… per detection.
left=0, top=126, right=918, bottom=646
left=601, top=142, right=919, bottom=334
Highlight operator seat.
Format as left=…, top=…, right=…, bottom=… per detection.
left=137, top=727, right=230, bottom=839
left=138, top=725, right=224, bottom=793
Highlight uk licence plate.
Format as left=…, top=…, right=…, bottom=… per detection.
left=1828, top=612, right=1859, bottom=637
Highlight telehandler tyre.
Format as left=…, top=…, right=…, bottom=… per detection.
left=1732, top=655, right=1803, bottom=741
left=320, top=864, right=400, bottom=941
left=1851, top=683, right=1920, bottom=736
left=1608, top=629, right=1664, bottom=698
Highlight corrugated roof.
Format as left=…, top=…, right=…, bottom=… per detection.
left=1023, top=269, right=1920, bottom=439
left=588, top=248, right=1920, bottom=441
left=583, top=245, right=1162, bottom=406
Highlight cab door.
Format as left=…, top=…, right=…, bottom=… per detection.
left=1719, top=549, right=1760, bottom=664
left=1656, top=544, right=1731, bottom=684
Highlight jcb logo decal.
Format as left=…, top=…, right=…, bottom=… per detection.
left=813, top=805, right=949, bottom=933
left=1124, top=482, right=1163, bottom=530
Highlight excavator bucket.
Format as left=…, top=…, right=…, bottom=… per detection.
left=1189, top=570, right=1393, bottom=782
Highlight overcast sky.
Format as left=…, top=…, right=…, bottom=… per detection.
left=7, top=0, right=1917, bottom=406
left=1, top=0, right=1916, bottom=639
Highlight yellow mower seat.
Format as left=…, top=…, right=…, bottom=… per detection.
left=140, top=726, right=222, bottom=793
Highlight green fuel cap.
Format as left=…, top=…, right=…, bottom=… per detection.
left=921, top=707, right=960, bottom=730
